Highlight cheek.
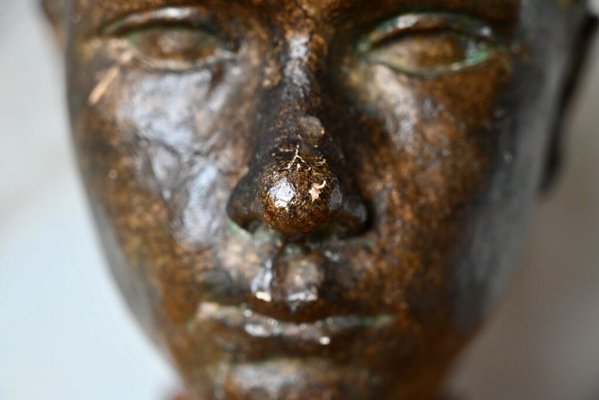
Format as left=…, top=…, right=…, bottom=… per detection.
left=66, top=47, right=262, bottom=324
left=352, top=61, right=513, bottom=223
left=68, top=52, right=259, bottom=231
left=340, top=60, right=518, bottom=319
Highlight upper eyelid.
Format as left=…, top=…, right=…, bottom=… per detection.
left=101, top=6, right=214, bottom=36
left=360, top=13, right=498, bottom=50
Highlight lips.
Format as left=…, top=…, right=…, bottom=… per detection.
left=187, top=300, right=400, bottom=365
left=196, top=301, right=395, bottom=347
left=185, top=226, right=402, bottom=360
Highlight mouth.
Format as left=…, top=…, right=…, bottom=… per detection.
left=194, top=302, right=395, bottom=352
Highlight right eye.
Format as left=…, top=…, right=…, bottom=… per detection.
left=102, top=7, right=235, bottom=72
left=125, top=26, right=234, bottom=72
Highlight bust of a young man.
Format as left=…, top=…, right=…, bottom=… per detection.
left=43, top=0, right=595, bottom=399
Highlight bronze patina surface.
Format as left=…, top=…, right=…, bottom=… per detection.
left=43, top=0, right=595, bottom=399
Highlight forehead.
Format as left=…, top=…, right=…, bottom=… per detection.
left=71, top=0, right=521, bottom=28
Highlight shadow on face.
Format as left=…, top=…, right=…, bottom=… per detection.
left=43, top=0, right=595, bottom=398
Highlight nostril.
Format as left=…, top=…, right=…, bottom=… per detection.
left=303, top=224, right=336, bottom=243
left=226, top=176, right=261, bottom=233
left=245, top=220, right=265, bottom=235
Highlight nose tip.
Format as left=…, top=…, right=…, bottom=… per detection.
left=227, top=145, right=367, bottom=238
left=261, top=151, right=343, bottom=236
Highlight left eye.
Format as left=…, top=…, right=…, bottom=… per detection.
left=125, top=26, right=234, bottom=72
left=358, top=14, right=501, bottom=77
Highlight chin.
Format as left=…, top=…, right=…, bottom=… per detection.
left=200, top=359, right=375, bottom=400
left=181, top=355, right=451, bottom=400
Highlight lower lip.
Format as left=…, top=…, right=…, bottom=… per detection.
left=194, top=302, right=395, bottom=347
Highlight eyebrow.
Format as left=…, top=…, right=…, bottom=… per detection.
left=322, top=0, right=520, bottom=26
left=75, top=0, right=520, bottom=33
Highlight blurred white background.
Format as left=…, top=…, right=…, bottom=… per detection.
left=0, top=1, right=598, bottom=399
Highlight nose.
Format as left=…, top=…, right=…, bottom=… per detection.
left=227, top=112, right=367, bottom=238
left=227, top=29, right=367, bottom=238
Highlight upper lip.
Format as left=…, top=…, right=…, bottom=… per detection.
left=195, top=302, right=395, bottom=347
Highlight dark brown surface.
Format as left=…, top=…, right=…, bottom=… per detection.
left=43, top=1, right=594, bottom=399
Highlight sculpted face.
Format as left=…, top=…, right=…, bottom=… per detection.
left=47, top=0, right=592, bottom=398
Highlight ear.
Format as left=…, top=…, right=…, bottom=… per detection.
left=541, top=12, right=598, bottom=192
left=41, top=0, right=65, bottom=49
